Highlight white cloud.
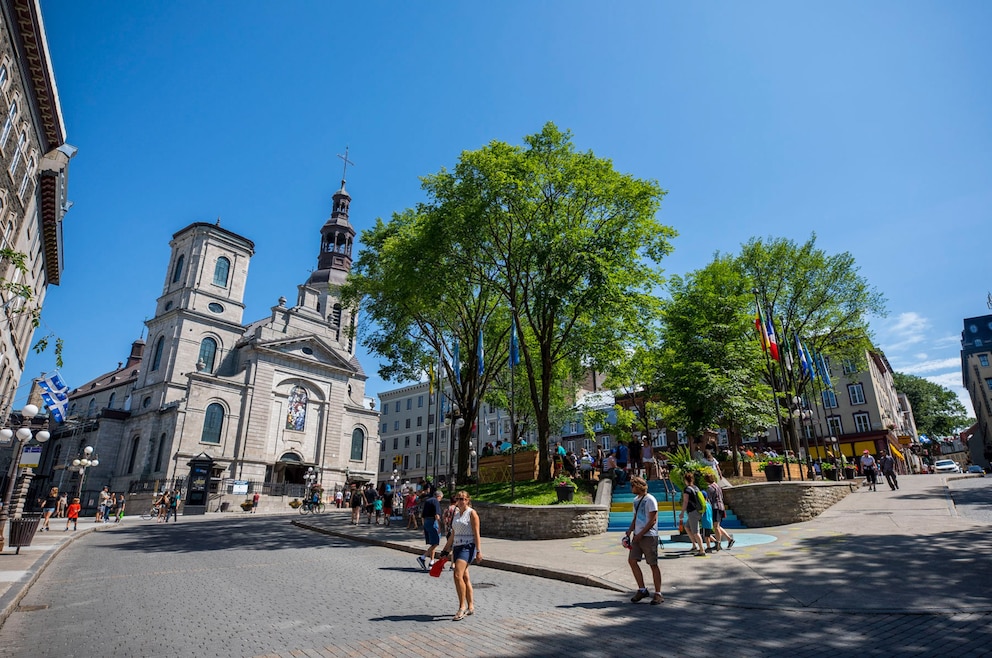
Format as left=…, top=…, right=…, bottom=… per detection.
left=880, top=311, right=931, bottom=352
left=899, top=357, right=962, bottom=374
left=922, top=372, right=974, bottom=417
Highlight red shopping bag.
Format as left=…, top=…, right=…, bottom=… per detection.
left=429, top=556, right=449, bottom=577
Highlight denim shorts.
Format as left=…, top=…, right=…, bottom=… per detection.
left=452, top=543, right=477, bottom=564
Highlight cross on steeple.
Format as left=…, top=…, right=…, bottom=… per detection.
left=337, top=146, right=355, bottom=184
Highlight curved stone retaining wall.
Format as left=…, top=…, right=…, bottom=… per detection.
left=723, top=480, right=858, bottom=527
left=474, top=501, right=609, bottom=539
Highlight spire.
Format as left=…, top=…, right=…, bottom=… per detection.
left=307, top=149, right=356, bottom=287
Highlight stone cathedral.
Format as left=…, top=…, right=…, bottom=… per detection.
left=38, top=180, right=380, bottom=510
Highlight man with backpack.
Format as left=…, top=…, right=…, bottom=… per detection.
left=625, top=476, right=663, bottom=605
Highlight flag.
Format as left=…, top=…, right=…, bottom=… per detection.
left=779, top=321, right=793, bottom=371
left=509, top=321, right=520, bottom=367
left=795, top=334, right=811, bottom=378
left=37, top=372, right=69, bottom=422
left=453, top=342, right=460, bottom=385
left=814, top=351, right=833, bottom=389
left=477, top=329, right=484, bottom=376
left=428, top=360, right=435, bottom=396
left=765, top=314, right=780, bottom=361
left=755, top=308, right=770, bottom=354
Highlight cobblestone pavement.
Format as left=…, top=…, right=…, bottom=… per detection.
left=1, top=515, right=990, bottom=657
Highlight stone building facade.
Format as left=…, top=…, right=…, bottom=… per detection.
left=0, top=0, right=75, bottom=421
left=36, top=181, right=379, bottom=509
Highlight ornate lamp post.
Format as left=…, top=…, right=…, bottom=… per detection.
left=71, top=446, right=99, bottom=498
left=0, top=404, right=51, bottom=551
left=443, top=406, right=465, bottom=490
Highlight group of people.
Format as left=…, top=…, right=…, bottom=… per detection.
left=96, top=486, right=127, bottom=523
left=416, top=489, right=483, bottom=621
left=153, top=489, right=181, bottom=522
left=554, top=436, right=667, bottom=485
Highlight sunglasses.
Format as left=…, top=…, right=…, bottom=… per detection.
left=454, top=497, right=466, bottom=501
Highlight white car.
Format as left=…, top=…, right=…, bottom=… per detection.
left=933, top=459, right=961, bottom=474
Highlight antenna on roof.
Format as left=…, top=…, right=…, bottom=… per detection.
left=987, top=291, right=992, bottom=310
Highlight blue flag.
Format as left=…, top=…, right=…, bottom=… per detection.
left=509, top=322, right=519, bottom=367
left=814, top=351, right=833, bottom=389
left=452, top=342, right=460, bottom=385
left=477, top=329, right=484, bottom=376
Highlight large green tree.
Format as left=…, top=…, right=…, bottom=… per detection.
left=736, top=235, right=886, bottom=452
left=891, top=372, right=972, bottom=437
left=360, top=123, right=675, bottom=478
left=654, top=255, right=775, bottom=450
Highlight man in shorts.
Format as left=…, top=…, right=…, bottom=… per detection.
left=624, top=476, right=663, bottom=605
left=417, top=490, right=444, bottom=571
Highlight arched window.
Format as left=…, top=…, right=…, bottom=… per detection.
left=17, top=155, right=34, bottom=198
left=213, top=257, right=230, bottom=286
left=172, top=254, right=184, bottom=283
left=151, top=336, right=165, bottom=371
left=201, top=403, right=224, bottom=444
left=286, top=385, right=308, bottom=431
left=350, top=427, right=365, bottom=461
left=0, top=65, right=7, bottom=89
left=108, top=392, right=116, bottom=409
left=87, top=399, right=97, bottom=417
left=0, top=99, right=16, bottom=149
left=155, top=432, right=167, bottom=471
left=127, top=436, right=141, bottom=474
left=198, top=337, right=217, bottom=372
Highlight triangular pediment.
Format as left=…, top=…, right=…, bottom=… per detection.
left=253, top=335, right=360, bottom=373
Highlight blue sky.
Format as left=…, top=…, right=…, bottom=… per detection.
left=19, top=1, right=991, bottom=415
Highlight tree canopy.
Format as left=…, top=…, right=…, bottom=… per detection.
left=891, top=372, right=972, bottom=437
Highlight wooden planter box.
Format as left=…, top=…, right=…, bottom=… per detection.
left=478, top=452, right=539, bottom=483
left=741, top=462, right=761, bottom=477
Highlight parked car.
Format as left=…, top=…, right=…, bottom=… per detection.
left=934, top=459, right=962, bottom=474
left=966, top=465, right=986, bottom=476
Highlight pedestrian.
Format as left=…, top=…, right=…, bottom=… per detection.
left=166, top=489, right=181, bottom=522
left=404, top=490, right=419, bottom=529
left=861, top=450, right=878, bottom=492
left=65, top=497, right=81, bottom=531
left=678, top=471, right=707, bottom=557
left=56, top=492, right=68, bottom=518
left=107, top=492, right=118, bottom=523
left=97, top=486, right=110, bottom=523
left=704, top=472, right=734, bottom=551
left=374, top=492, right=384, bottom=525
left=334, top=489, right=343, bottom=509
left=616, top=440, right=630, bottom=475
left=156, top=490, right=170, bottom=522
left=879, top=450, right=899, bottom=491
left=115, top=493, right=126, bottom=522
left=438, top=490, right=483, bottom=620
left=251, top=491, right=260, bottom=513
left=629, top=437, right=643, bottom=478
left=641, top=436, right=656, bottom=480
left=40, top=487, right=59, bottom=531
left=417, top=490, right=444, bottom=572
left=349, top=485, right=362, bottom=524
left=625, top=476, right=664, bottom=605
left=364, top=485, right=378, bottom=525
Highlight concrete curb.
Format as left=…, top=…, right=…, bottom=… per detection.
left=292, top=520, right=627, bottom=593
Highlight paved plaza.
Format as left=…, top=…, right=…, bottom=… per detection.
left=0, top=473, right=989, bottom=657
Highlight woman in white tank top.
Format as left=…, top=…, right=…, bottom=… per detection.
left=440, top=490, right=483, bottom=621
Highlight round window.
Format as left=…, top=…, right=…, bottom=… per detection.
left=208, top=302, right=224, bottom=313
left=142, top=396, right=151, bottom=409
left=164, top=301, right=173, bottom=311
left=970, top=324, right=978, bottom=333
left=302, top=347, right=314, bottom=355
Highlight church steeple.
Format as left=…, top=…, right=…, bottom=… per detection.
left=307, top=148, right=356, bottom=288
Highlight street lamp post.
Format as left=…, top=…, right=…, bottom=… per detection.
left=0, top=404, right=51, bottom=551
left=443, top=406, right=465, bottom=492
left=71, top=446, right=99, bottom=498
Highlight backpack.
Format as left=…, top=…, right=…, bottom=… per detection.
left=696, top=489, right=709, bottom=514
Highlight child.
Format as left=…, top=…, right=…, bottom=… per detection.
left=373, top=496, right=384, bottom=525
left=65, top=497, right=81, bottom=531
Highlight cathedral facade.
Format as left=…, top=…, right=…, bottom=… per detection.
left=38, top=181, right=379, bottom=509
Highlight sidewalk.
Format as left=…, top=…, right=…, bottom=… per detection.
left=295, top=473, right=992, bottom=614
left=2, top=474, right=988, bottom=623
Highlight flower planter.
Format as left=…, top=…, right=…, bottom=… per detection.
left=764, top=463, right=785, bottom=482
left=822, top=468, right=838, bottom=481
left=478, top=452, right=540, bottom=483
left=844, top=467, right=857, bottom=480
left=741, top=462, right=761, bottom=477
left=240, top=502, right=254, bottom=511
left=555, top=486, right=575, bottom=503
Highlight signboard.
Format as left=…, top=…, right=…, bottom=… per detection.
left=232, top=480, right=249, bottom=495
left=19, top=445, right=42, bottom=468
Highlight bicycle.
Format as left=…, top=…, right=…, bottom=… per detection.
left=140, top=505, right=162, bottom=520
left=298, top=500, right=325, bottom=515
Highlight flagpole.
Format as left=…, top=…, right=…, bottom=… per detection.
left=778, top=319, right=809, bottom=481
left=768, top=315, right=796, bottom=481
left=510, top=308, right=517, bottom=500
left=753, top=290, right=790, bottom=482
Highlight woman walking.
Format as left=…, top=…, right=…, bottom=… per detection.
left=704, top=472, right=735, bottom=551
left=439, top=490, right=483, bottom=621
left=678, top=471, right=706, bottom=556
left=40, top=487, right=59, bottom=531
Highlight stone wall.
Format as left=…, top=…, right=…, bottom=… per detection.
left=723, top=481, right=858, bottom=527
left=474, top=501, right=608, bottom=539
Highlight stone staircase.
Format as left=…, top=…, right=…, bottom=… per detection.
left=608, top=479, right=745, bottom=532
